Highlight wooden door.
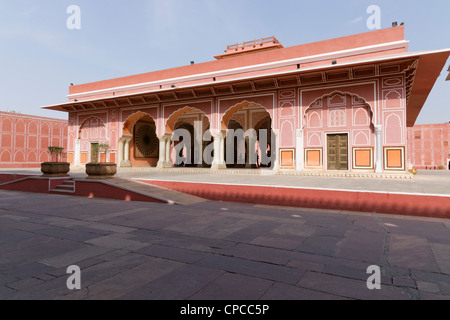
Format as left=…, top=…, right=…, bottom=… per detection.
left=90, top=143, right=99, bottom=163
left=327, top=134, right=348, bottom=170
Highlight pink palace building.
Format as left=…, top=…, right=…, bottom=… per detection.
left=0, top=111, right=68, bottom=168
left=407, top=123, right=450, bottom=170
left=44, top=26, right=450, bottom=174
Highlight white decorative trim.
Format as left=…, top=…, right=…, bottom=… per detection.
left=66, top=41, right=410, bottom=100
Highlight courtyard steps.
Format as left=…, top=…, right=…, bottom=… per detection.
left=50, top=180, right=76, bottom=194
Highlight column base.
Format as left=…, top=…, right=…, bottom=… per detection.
left=120, top=161, right=131, bottom=167
left=211, top=163, right=227, bottom=170
left=157, top=161, right=173, bottom=168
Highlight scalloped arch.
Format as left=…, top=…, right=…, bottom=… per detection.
left=221, top=100, right=272, bottom=131
left=165, top=106, right=211, bottom=134
left=122, top=111, right=155, bottom=136
left=78, top=116, right=106, bottom=139
left=303, top=90, right=375, bottom=130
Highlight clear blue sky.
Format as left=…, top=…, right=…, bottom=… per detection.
left=0, top=0, right=449, bottom=123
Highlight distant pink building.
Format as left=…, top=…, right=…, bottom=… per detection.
left=43, top=26, right=450, bottom=174
left=407, top=123, right=450, bottom=170
left=0, top=111, right=68, bottom=168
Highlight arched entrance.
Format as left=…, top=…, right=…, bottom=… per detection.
left=120, top=112, right=159, bottom=167
left=303, top=91, right=378, bottom=172
left=222, top=102, right=274, bottom=169
left=78, top=117, right=107, bottom=164
left=165, top=107, right=212, bottom=168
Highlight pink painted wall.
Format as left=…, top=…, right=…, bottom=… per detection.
left=0, top=111, right=68, bottom=168
left=407, top=123, right=450, bottom=169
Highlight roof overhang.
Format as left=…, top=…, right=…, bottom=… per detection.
left=406, top=50, right=450, bottom=126
left=43, top=48, right=450, bottom=128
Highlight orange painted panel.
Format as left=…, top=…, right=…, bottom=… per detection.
left=110, top=153, right=116, bottom=163
left=355, top=149, right=371, bottom=167
left=81, top=153, right=88, bottom=164
left=306, top=150, right=321, bottom=167
left=280, top=150, right=294, bottom=167
left=387, top=149, right=402, bottom=168
left=68, top=153, right=74, bottom=164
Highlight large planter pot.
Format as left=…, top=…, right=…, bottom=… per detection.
left=41, top=162, right=70, bottom=177
left=85, top=163, right=117, bottom=179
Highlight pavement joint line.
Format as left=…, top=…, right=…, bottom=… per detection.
left=134, top=178, right=450, bottom=198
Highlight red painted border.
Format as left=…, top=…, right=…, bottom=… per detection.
left=139, top=180, right=450, bottom=219
left=0, top=174, right=166, bottom=204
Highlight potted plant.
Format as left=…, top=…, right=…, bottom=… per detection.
left=85, top=143, right=117, bottom=179
left=41, top=146, right=70, bottom=177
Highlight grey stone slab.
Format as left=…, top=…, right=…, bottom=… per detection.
left=321, top=263, right=391, bottom=285
left=411, top=270, right=450, bottom=285
left=84, top=235, right=141, bottom=249
left=335, top=230, right=386, bottom=264
left=217, top=243, right=292, bottom=266
left=270, top=223, right=315, bottom=237
left=86, top=222, right=137, bottom=234
left=45, top=217, right=92, bottom=228
left=250, top=235, right=305, bottom=250
left=197, top=255, right=306, bottom=285
left=85, top=207, right=150, bottom=222
left=164, top=215, right=255, bottom=240
left=262, top=282, right=349, bottom=300
left=417, top=281, right=440, bottom=293
left=2, top=262, right=53, bottom=280
left=429, top=242, right=450, bottom=275
left=7, top=277, right=44, bottom=290
left=224, top=221, right=281, bottom=243
left=62, top=257, right=184, bottom=300
left=419, top=292, right=450, bottom=300
left=286, top=260, right=325, bottom=273
left=136, top=244, right=210, bottom=264
left=189, top=273, right=274, bottom=300
left=392, top=277, right=416, bottom=289
left=439, top=282, right=450, bottom=295
left=0, top=229, right=35, bottom=244
left=388, top=235, right=440, bottom=272
left=34, top=226, right=101, bottom=243
left=0, top=236, right=87, bottom=272
left=39, top=245, right=114, bottom=268
left=314, top=226, right=349, bottom=237
left=298, top=271, right=411, bottom=300
left=296, top=235, right=343, bottom=257
left=60, top=253, right=151, bottom=293
left=121, top=264, right=223, bottom=300
left=1, top=214, right=28, bottom=221
left=0, top=285, right=15, bottom=299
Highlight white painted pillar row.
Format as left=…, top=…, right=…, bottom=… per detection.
left=296, top=129, right=304, bottom=172
left=211, top=132, right=226, bottom=170
left=157, top=136, right=166, bottom=168
left=74, top=139, right=81, bottom=167
left=375, top=125, right=383, bottom=173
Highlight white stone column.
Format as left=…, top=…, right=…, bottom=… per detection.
left=121, top=138, right=131, bottom=167
left=74, top=139, right=81, bottom=167
left=157, top=135, right=172, bottom=168
left=211, top=132, right=226, bottom=170
left=117, top=138, right=123, bottom=168
left=157, top=136, right=166, bottom=168
left=375, top=125, right=383, bottom=173
left=165, top=136, right=172, bottom=167
left=296, top=129, right=304, bottom=172
left=272, top=129, right=280, bottom=172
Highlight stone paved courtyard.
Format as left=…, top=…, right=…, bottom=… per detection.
left=0, top=189, right=449, bottom=300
